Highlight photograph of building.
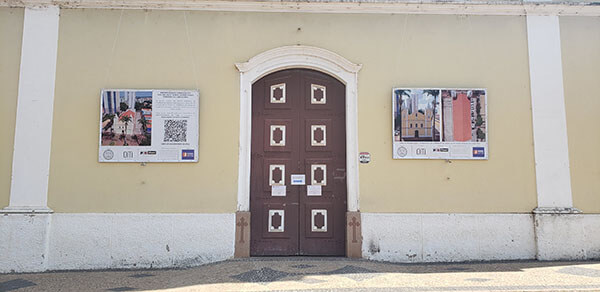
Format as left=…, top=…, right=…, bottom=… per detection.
left=0, top=0, right=598, bottom=275
left=394, top=89, right=441, bottom=142
left=441, top=89, right=486, bottom=142
left=101, top=90, right=152, bottom=146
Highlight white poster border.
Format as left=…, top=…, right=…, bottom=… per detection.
left=391, top=87, right=488, bottom=160
left=98, top=88, right=199, bottom=163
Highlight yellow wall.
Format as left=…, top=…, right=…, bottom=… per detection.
left=356, top=15, right=536, bottom=213
left=0, top=8, right=23, bottom=209
left=49, top=10, right=537, bottom=213
left=561, top=16, right=600, bottom=214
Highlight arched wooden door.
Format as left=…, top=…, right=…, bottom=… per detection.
left=250, top=68, right=347, bottom=256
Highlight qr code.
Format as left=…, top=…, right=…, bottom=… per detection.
left=163, top=119, right=187, bottom=142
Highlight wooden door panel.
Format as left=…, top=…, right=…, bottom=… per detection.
left=304, top=158, right=333, bottom=196
left=302, top=75, right=337, bottom=111
left=250, top=203, right=299, bottom=255
left=300, top=201, right=345, bottom=255
left=304, top=119, right=333, bottom=152
left=261, top=158, right=291, bottom=194
left=263, top=119, right=293, bottom=153
left=303, top=203, right=334, bottom=238
left=264, top=75, right=295, bottom=110
left=260, top=204, right=296, bottom=238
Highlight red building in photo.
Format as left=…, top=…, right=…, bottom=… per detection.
left=451, top=91, right=472, bottom=142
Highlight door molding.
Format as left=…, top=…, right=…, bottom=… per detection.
left=235, top=45, right=362, bottom=213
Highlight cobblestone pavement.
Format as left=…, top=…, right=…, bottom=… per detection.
left=1, top=258, right=600, bottom=291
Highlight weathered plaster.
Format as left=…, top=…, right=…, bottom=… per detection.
left=2, top=0, right=600, bottom=16
left=361, top=213, right=537, bottom=262
left=0, top=213, right=234, bottom=273
left=535, top=214, right=600, bottom=260
left=0, top=214, right=51, bottom=273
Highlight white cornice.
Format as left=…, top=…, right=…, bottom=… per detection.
left=2, top=0, right=600, bottom=16
left=235, top=45, right=362, bottom=75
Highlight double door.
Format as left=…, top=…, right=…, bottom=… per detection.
left=250, top=69, right=347, bottom=256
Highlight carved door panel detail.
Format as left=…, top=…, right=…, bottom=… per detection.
left=268, top=210, right=285, bottom=232
left=311, top=125, right=326, bottom=146
left=264, top=119, right=292, bottom=153
left=270, top=125, right=286, bottom=147
left=311, top=84, right=326, bottom=104
left=311, top=209, right=327, bottom=232
left=262, top=159, right=290, bottom=192
left=269, top=164, right=285, bottom=186
left=251, top=69, right=346, bottom=256
left=270, top=83, right=286, bottom=103
left=311, top=164, right=327, bottom=186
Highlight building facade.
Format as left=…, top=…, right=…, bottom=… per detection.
left=0, top=0, right=599, bottom=273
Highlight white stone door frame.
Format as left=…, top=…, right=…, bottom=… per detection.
left=235, top=45, right=362, bottom=212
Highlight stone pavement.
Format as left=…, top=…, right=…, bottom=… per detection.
left=1, top=258, right=600, bottom=291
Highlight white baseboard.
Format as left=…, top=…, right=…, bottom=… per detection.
left=0, top=213, right=235, bottom=273
left=0, top=214, right=51, bottom=273
left=2, top=212, right=598, bottom=273
left=361, top=213, right=537, bottom=262
left=535, top=214, right=600, bottom=260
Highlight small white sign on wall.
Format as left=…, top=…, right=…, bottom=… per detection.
left=359, top=152, right=371, bottom=164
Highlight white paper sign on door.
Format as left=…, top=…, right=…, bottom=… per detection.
left=271, top=185, right=286, bottom=196
left=291, top=174, right=306, bottom=185
left=307, top=185, right=322, bottom=196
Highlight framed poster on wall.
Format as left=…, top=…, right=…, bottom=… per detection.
left=392, top=88, right=488, bottom=160
left=99, top=89, right=199, bottom=162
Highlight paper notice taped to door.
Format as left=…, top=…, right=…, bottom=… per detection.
left=271, top=185, right=286, bottom=196
left=307, top=185, right=322, bottom=196
left=291, top=174, right=306, bottom=185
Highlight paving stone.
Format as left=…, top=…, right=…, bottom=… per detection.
left=1, top=259, right=600, bottom=291
left=231, top=267, right=291, bottom=283
left=557, top=266, right=600, bottom=278
left=0, top=279, right=36, bottom=291
left=323, top=265, right=379, bottom=281
left=106, top=287, right=137, bottom=291
left=297, top=277, right=327, bottom=284
left=128, top=273, right=154, bottom=278
left=445, top=267, right=471, bottom=271
left=465, top=278, right=492, bottom=282
left=291, top=264, right=315, bottom=269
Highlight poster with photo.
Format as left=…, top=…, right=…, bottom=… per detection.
left=99, top=89, right=199, bottom=162
left=393, top=88, right=487, bottom=160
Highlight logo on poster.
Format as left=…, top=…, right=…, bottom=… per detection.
left=182, top=149, right=195, bottom=160
left=102, top=149, right=114, bottom=160
left=472, top=147, right=485, bottom=158
left=122, top=151, right=134, bottom=159
left=397, top=146, right=408, bottom=157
